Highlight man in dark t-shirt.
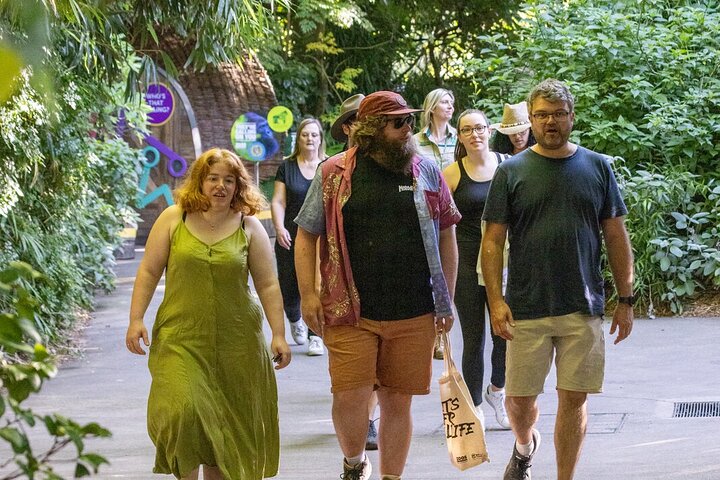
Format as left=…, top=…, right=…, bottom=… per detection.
left=295, top=91, right=460, bottom=480
left=482, top=79, right=635, bottom=480
left=331, top=94, right=382, bottom=453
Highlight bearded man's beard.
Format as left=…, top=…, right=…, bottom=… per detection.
left=367, top=133, right=416, bottom=175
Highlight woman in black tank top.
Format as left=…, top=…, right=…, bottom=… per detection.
left=442, top=109, right=510, bottom=430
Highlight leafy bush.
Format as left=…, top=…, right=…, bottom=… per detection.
left=467, top=0, right=720, bottom=313
left=470, top=0, right=720, bottom=176
left=0, top=63, right=144, bottom=341
left=614, top=163, right=720, bottom=313
left=0, top=262, right=111, bottom=479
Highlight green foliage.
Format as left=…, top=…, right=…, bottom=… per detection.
left=259, top=0, right=373, bottom=120
left=260, top=0, right=521, bottom=123
left=467, top=0, right=720, bottom=313
left=348, top=0, right=520, bottom=108
left=0, top=0, right=134, bottom=108
left=0, top=1, right=54, bottom=104
left=469, top=0, right=720, bottom=175
left=0, top=262, right=111, bottom=479
left=129, top=0, right=289, bottom=71
left=614, top=163, right=720, bottom=314
left=0, top=60, right=144, bottom=340
left=1, top=0, right=289, bottom=106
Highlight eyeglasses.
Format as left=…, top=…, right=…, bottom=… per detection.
left=459, top=125, right=488, bottom=137
left=391, top=115, right=416, bottom=129
left=531, top=111, right=570, bottom=121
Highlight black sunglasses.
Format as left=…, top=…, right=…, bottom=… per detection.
left=391, top=115, right=416, bottom=129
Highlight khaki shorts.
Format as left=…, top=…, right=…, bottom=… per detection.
left=505, top=312, right=605, bottom=396
left=323, top=314, right=436, bottom=394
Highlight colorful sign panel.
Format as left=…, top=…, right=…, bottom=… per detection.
left=136, top=135, right=189, bottom=209
left=137, top=146, right=174, bottom=209
left=267, top=105, right=294, bottom=132
left=145, top=83, right=175, bottom=126
left=144, top=134, right=188, bottom=178
left=231, top=112, right=279, bottom=162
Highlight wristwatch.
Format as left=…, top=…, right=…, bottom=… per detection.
left=618, top=295, right=636, bottom=306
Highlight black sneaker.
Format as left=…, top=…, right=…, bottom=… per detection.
left=340, top=455, right=372, bottom=480
left=365, top=418, right=378, bottom=450
left=504, top=429, right=541, bottom=480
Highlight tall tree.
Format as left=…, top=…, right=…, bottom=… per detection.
left=259, top=0, right=372, bottom=120
left=259, top=0, right=521, bottom=122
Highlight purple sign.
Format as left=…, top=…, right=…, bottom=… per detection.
left=144, top=134, right=188, bottom=178
left=145, top=83, right=174, bottom=126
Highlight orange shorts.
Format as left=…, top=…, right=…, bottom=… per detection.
left=323, top=314, right=437, bottom=394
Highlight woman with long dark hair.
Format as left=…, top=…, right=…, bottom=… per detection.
left=442, top=109, right=510, bottom=430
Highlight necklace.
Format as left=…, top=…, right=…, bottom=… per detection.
left=200, top=211, right=229, bottom=231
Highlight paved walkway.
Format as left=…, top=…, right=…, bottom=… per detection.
left=14, top=251, right=720, bottom=479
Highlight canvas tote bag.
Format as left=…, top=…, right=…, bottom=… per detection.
left=438, top=330, right=490, bottom=470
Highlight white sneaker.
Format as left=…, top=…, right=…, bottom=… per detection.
left=483, top=385, right=511, bottom=429
left=307, top=336, right=325, bottom=356
left=290, top=319, right=308, bottom=345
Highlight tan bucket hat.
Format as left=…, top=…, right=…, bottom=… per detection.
left=491, top=101, right=531, bottom=135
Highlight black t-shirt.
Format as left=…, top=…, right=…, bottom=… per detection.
left=342, top=154, right=434, bottom=320
left=275, top=159, right=313, bottom=237
left=483, top=147, right=628, bottom=320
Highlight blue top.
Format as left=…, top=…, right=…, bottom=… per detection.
left=275, top=159, right=312, bottom=237
left=482, top=146, right=627, bottom=320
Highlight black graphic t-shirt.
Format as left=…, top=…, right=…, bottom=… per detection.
left=342, top=154, right=434, bottom=320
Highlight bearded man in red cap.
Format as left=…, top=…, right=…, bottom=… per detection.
left=294, top=91, right=461, bottom=480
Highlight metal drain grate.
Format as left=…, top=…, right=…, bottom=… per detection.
left=672, top=401, right=720, bottom=418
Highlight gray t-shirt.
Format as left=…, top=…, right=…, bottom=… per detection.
left=482, top=146, right=627, bottom=320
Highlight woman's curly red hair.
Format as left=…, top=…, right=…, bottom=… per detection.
left=174, top=148, right=267, bottom=215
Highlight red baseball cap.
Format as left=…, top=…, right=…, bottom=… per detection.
left=357, top=91, right=422, bottom=120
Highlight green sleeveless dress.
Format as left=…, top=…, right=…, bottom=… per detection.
left=147, top=220, right=279, bottom=479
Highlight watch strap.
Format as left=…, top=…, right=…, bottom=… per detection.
left=618, top=295, right=635, bottom=306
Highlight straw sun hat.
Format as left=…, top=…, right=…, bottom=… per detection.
left=491, top=101, right=531, bottom=135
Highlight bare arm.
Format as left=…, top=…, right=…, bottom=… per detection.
left=442, top=162, right=461, bottom=194
left=439, top=225, right=458, bottom=300
left=437, top=225, right=458, bottom=332
left=246, top=215, right=291, bottom=369
left=294, top=227, right=324, bottom=336
left=270, top=181, right=292, bottom=249
left=126, top=205, right=180, bottom=354
left=602, top=216, right=635, bottom=344
left=481, top=222, right=515, bottom=340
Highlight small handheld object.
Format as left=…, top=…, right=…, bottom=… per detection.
left=272, top=354, right=282, bottom=363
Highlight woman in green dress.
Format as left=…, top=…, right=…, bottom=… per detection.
left=126, top=148, right=291, bottom=480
